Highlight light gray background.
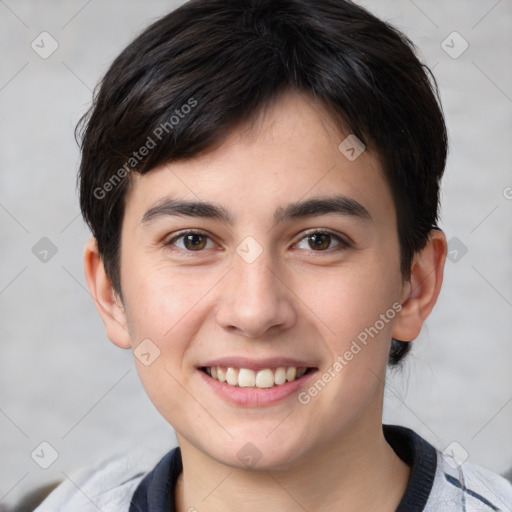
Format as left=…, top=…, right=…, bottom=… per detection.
left=1, top=0, right=511, bottom=507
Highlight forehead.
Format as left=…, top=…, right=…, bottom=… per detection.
left=123, top=90, right=393, bottom=225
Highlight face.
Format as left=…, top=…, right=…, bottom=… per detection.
left=116, top=90, right=407, bottom=470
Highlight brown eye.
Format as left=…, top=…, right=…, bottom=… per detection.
left=307, top=233, right=332, bottom=250
left=295, top=230, right=350, bottom=253
left=167, top=231, right=214, bottom=251
left=183, top=233, right=207, bottom=250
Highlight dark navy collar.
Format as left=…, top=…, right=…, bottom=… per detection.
left=130, top=444, right=182, bottom=512
left=129, top=424, right=436, bottom=511
left=385, top=425, right=437, bottom=511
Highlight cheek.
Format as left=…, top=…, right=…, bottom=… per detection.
left=120, top=259, right=222, bottom=397
left=121, top=266, right=210, bottom=420
left=300, top=263, right=399, bottom=341
left=295, top=265, right=400, bottom=424
left=121, top=256, right=206, bottom=339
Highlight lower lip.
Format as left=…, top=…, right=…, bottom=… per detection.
left=198, top=369, right=317, bottom=407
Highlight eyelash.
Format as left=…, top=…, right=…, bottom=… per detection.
left=164, top=229, right=352, bottom=255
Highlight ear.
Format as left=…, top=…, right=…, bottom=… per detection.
left=83, top=238, right=131, bottom=349
left=392, top=229, right=447, bottom=342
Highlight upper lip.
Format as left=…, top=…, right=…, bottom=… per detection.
left=200, top=356, right=318, bottom=370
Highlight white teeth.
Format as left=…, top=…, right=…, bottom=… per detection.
left=255, top=369, right=274, bottom=388
left=238, top=368, right=256, bottom=387
left=274, top=367, right=287, bottom=385
left=205, top=366, right=310, bottom=388
left=226, top=367, right=238, bottom=386
left=286, top=367, right=296, bottom=381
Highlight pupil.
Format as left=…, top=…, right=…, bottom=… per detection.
left=309, top=234, right=330, bottom=250
left=186, top=234, right=205, bottom=250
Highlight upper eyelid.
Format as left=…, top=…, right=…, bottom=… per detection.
left=298, top=227, right=350, bottom=241
left=169, top=229, right=210, bottom=238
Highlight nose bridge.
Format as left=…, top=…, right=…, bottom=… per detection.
left=215, top=243, right=296, bottom=337
left=236, top=249, right=276, bottom=297
left=233, top=234, right=278, bottom=291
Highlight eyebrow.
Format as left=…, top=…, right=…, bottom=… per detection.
left=140, top=195, right=372, bottom=226
left=274, top=195, right=371, bottom=223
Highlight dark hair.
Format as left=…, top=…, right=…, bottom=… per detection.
left=77, top=0, right=448, bottom=365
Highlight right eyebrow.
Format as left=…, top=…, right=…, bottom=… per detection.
left=141, top=199, right=233, bottom=226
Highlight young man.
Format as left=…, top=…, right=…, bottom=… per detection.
left=34, top=0, right=512, bottom=510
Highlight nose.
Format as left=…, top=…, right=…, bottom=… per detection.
left=214, top=250, right=297, bottom=338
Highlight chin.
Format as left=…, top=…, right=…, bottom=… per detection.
left=205, top=433, right=310, bottom=472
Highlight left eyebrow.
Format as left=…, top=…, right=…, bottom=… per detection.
left=140, top=195, right=372, bottom=226
left=273, top=195, right=372, bottom=224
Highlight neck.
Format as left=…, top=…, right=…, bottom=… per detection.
left=174, top=421, right=410, bottom=512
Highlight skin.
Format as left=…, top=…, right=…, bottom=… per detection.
left=85, top=90, right=447, bottom=511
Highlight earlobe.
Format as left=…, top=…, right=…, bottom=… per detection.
left=392, top=229, right=447, bottom=342
left=83, top=238, right=132, bottom=349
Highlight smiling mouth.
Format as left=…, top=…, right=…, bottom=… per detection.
left=200, top=366, right=316, bottom=389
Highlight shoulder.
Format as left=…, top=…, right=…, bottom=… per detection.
left=33, top=450, right=161, bottom=512
left=384, top=425, right=512, bottom=511
left=426, top=450, right=512, bottom=511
